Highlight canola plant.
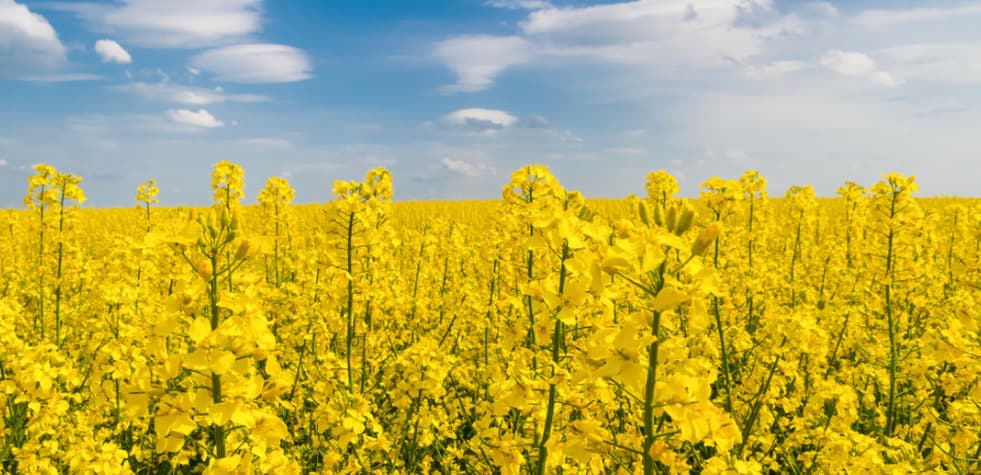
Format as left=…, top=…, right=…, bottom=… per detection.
left=1, top=162, right=980, bottom=474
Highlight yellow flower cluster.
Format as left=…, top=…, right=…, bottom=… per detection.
left=0, top=163, right=979, bottom=474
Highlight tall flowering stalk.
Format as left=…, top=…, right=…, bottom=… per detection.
left=502, top=165, right=567, bottom=361
left=645, top=170, right=680, bottom=210
left=23, top=164, right=85, bottom=344
left=700, top=177, right=742, bottom=415
left=258, top=177, right=295, bottom=287
left=784, top=185, right=817, bottom=307
left=331, top=168, right=392, bottom=393
left=603, top=195, right=732, bottom=475
left=837, top=181, right=866, bottom=269
left=136, top=179, right=159, bottom=232
left=739, top=171, right=767, bottom=333
left=869, top=173, right=922, bottom=437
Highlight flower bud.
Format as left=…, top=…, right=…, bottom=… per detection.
left=691, top=222, right=723, bottom=256
left=196, top=259, right=213, bottom=280
left=234, top=239, right=251, bottom=261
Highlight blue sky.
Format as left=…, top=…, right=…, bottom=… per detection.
left=1, top=0, right=980, bottom=206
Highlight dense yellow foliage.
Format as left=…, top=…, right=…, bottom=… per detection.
left=1, top=162, right=980, bottom=474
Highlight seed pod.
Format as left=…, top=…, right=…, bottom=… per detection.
left=637, top=200, right=650, bottom=226
left=207, top=211, right=219, bottom=239
left=666, top=204, right=678, bottom=233
left=675, top=204, right=695, bottom=236
left=653, top=204, right=664, bottom=227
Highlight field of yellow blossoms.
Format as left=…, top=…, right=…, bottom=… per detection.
left=2, top=161, right=980, bottom=474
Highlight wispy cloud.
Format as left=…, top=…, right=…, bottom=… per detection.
left=433, top=35, right=531, bottom=93
left=483, top=0, right=550, bottom=10
left=442, top=108, right=519, bottom=135
left=47, top=0, right=263, bottom=48
left=877, top=43, right=981, bottom=85
left=17, top=73, right=103, bottom=82
left=440, top=157, right=495, bottom=176
left=853, top=4, right=981, bottom=27
left=112, top=81, right=270, bottom=105
left=434, top=0, right=804, bottom=93
left=820, top=49, right=900, bottom=87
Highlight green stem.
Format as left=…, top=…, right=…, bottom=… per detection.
left=737, top=354, right=780, bottom=457
left=274, top=202, right=281, bottom=286
left=712, top=237, right=734, bottom=416
left=536, top=243, right=569, bottom=475
left=643, top=308, right=664, bottom=475
left=208, top=251, right=226, bottom=458
left=54, top=189, right=65, bottom=346
left=884, top=192, right=898, bottom=437
left=345, top=211, right=356, bottom=393
left=38, top=187, right=46, bottom=340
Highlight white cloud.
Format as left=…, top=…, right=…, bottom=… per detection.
left=440, top=158, right=495, bottom=177
left=820, top=49, right=900, bottom=87
left=854, top=4, right=981, bottom=28
left=94, top=39, right=132, bottom=63
left=112, top=82, right=270, bottom=105
left=484, top=0, right=549, bottom=10
left=878, top=43, right=981, bottom=85
left=52, top=0, right=263, bottom=48
left=165, top=108, right=224, bottom=128
left=0, top=0, right=66, bottom=76
left=519, top=0, right=767, bottom=66
left=190, top=44, right=313, bottom=83
left=820, top=50, right=876, bottom=76
left=434, top=35, right=531, bottom=93
left=804, top=2, right=838, bottom=18
left=435, top=0, right=803, bottom=92
left=17, top=73, right=102, bottom=82
left=64, top=112, right=220, bottom=136
left=678, top=76, right=981, bottom=195
left=442, top=108, right=518, bottom=134
left=0, top=159, right=7, bottom=167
